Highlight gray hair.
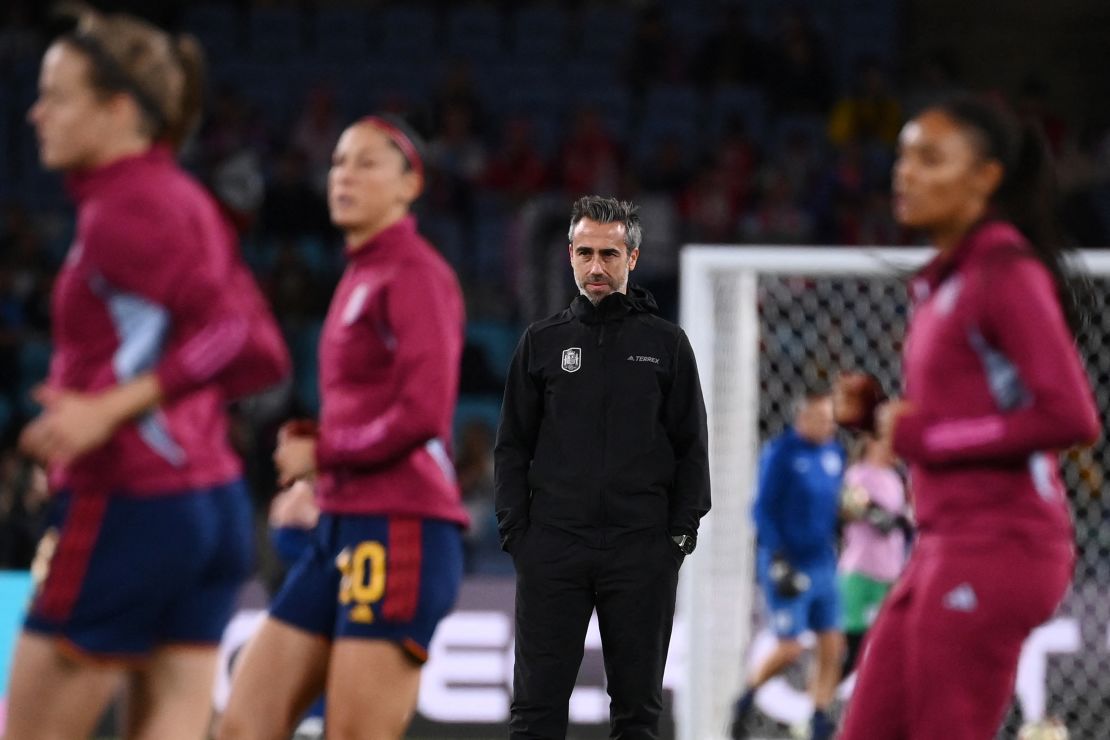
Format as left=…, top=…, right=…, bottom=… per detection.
left=567, top=195, right=643, bottom=255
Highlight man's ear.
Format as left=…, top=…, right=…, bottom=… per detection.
left=628, top=247, right=639, bottom=271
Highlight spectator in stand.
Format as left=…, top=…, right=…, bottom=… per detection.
left=291, top=86, right=344, bottom=197
left=678, top=158, right=743, bottom=243
left=623, top=3, right=678, bottom=94
left=559, top=107, right=623, bottom=197
left=741, top=167, right=814, bottom=244
left=259, top=146, right=330, bottom=242
left=691, top=6, right=767, bottom=90
left=639, top=133, right=693, bottom=194
left=483, top=116, right=550, bottom=204
left=828, top=59, right=904, bottom=148
left=765, top=9, right=833, bottom=115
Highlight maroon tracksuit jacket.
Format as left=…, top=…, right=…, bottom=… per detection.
left=50, top=146, right=290, bottom=496
left=841, top=221, right=1100, bottom=739
left=313, top=215, right=469, bottom=527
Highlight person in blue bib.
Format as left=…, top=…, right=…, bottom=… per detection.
left=731, top=388, right=846, bottom=740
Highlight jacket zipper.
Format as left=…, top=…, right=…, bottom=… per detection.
left=598, top=321, right=608, bottom=546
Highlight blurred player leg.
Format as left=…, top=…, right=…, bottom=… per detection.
left=810, top=629, right=844, bottom=739
left=5, top=632, right=123, bottom=740
left=217, top=618, right=330, bottom=740
left=838, top=581, right=911, bottom=739
left=324, top=640, right=422, bottom=740
left=124, top=646, right=219, bottom=740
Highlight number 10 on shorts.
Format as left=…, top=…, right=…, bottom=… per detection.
left=337, top=541, right=386, bottom=623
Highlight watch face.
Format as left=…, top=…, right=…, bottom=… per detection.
left=673, top=535, right=695, bottom=554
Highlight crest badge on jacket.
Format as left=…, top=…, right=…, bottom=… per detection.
left=561, top=347, right=582, bottom=373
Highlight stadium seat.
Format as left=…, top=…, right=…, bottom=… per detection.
left=288, top=321, right=323, bottom=415
left=708, top=85, right=769, bottom=144
left=567, top=86, right=632, bottom=143
left=376, top=5, right=438, bottom=59
left=355, top=58, right=434, bottom=114
left=0, top=92, right=9, bottom=200
left=311, top=7, right=369, bottom=60
left=453, top=394, right=504, bottom=441
left=420, top=213, right=466, bottom=272
left=0, top=394, right=12, bottom=440
left=465, top=320, right=520, bottom=382
left=511, top=4, right=568, bottom=61
left=18, top=339, right=51, bottom=418
left=643, top=84, right=703, bottom=123
left=181, top=3, right=240, bottom=61
left=220, top=60, right=296, bottom=126
left=771, top=113, right=830, bottom=158
left=247, top=6, right=303, bottom=61
left=446, top=4, right=504, bottom=61
left=578, top=4, right=634, bottom=58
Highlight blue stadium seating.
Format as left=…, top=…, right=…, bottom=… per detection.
left=511, top=4, right=568, bottom=61
left=708, top=85, right=769, bottom=144
left=454, top=394, right=503, bottom=442
left=181, top=3, right=240, bottom=61
left=376, top=5, right=438, bottom=60
left=446, top=4, right=504, bottom=61
left=288, top=321, right=323, bottom=415
left=248, top=7, right=302, bottom=60
left=578, top=5, right=634, bottom=61
left=465, top=320, right=520, bottom=381
left=311, top=7, right=369, bottom=61
left=18, top=339, right=50, bottom=419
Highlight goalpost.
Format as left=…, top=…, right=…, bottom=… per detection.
left=675, top=245, right=1110, bottom=740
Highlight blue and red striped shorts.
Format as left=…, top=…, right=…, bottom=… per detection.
left=24, top=480, right=253, bottom=660
left=269, top=513, right=463, bottom=663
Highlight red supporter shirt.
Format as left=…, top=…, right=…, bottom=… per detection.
left=313, top=216, right=469, bottom=527
left=894, top=221, right=1101, bottom=543
left=50, top=146, right=290, bottom=496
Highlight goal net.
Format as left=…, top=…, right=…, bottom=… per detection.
left=676, top=245, right=1110, bottom=740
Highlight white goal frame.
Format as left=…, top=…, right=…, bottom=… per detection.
left=674, top=245, right=1110, bottom=740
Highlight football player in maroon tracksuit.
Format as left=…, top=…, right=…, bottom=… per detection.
left=839, top=96, right=1100, bottom=739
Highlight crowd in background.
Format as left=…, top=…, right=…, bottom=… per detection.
left=1, top=0, right=1110, bottom=576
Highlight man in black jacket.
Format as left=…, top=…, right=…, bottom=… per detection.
left=495, top=195, right=711, bottom=739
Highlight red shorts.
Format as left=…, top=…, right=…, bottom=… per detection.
left=840, top=534, right=1073, bottom=740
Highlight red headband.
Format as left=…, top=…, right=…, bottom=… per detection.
left=359, top=115, right=424, bottom=180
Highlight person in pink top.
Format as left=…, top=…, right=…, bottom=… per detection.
left=837, top=95, right=1100, bottom=739
left=219, top=114, right=468, bottom=740
left=837, top=427, right=910, bottom=677
left=8, top=8, right=290, bottom=740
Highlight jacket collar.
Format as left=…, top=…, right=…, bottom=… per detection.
left=910, top=218, right=1026, bottom=302
left=345, top=214, right=418, bottom=262
left=570, top=284, right=658, bottom=324
left=64, top=145, right=173, bottom=204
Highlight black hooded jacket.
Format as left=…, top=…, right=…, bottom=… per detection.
left=494, top=285, right=711, bottom=551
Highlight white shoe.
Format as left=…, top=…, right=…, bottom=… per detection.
left=1018, top=718, right=1069, bottom=740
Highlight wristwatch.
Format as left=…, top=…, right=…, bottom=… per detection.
left=671, top=533, right=696, bottom=555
